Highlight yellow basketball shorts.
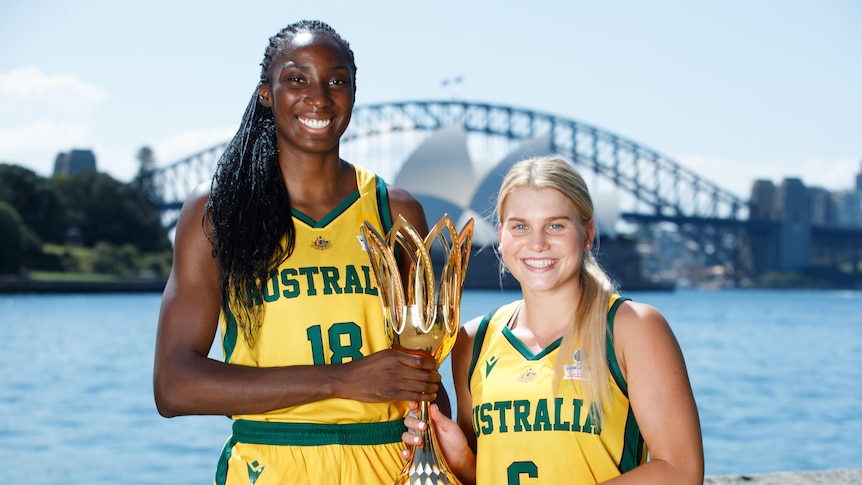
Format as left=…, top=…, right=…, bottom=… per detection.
left=214, top=419, right=407, bottom=485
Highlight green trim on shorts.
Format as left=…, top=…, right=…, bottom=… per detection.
left=215, top=435, right=236, bottom=485
left=231, top=419, right=408, bottom=446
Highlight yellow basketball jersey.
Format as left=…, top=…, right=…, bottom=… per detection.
left=468, top=296, right=647, bottom=484
left=220, top=165, right=407, bottom=425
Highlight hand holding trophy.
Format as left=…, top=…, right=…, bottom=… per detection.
left=361, top=214, right=474, bottom=485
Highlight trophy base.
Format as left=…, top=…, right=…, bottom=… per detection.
left=393, top=471, right=461, bottom=485
left=393, top=401, right=463, bottom=485
left=393, top=446, right=462, bottom=485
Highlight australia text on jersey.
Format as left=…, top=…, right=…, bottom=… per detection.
left=473, top=397, right=602, bottom=437
left=248, top=264, right=379, bottom=305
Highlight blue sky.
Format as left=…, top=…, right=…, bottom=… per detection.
left=1, top=0, right=860, bottom=198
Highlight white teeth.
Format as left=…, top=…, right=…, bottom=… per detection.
left=299, top=117, right=332, bottom=129
left=524, top=259, right=555, bottom=268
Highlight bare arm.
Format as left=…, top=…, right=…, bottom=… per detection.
left=152, top=185, right=441, bottom=417
left=448, top=317, right=480, bottom=483
left=603, top=301, right=704, bottom=484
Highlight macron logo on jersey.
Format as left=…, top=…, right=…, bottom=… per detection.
left=246, top=460, right=265, bottom=484
left=485, top=355, right=499, bottom=377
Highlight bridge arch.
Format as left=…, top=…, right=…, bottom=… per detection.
left=154, top=100, right=746, bottom=232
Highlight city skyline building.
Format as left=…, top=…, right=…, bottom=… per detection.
left=53, top=149, right=97, bottom=177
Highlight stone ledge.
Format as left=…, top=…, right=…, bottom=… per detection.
left=706, top=469, right=862, bottom=484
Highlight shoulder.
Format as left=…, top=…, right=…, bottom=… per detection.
left=613, top=299, right=672, bottom=339
left=174, top=182, right=214, bottom=248
left=386, top=183, right=427, bottom=231
left=462, top=299, right=519, bottom=340
left=453, top=310, right=489, bottom=361
left=386, top=184, right=422, bottom=211
left=612, top=299, right=683, bottom=375
left=615, top=298, right=664, bottom=322
left=165, top=182, right=219, bottom=298
left=184, top=182, right=211, bottom=210
left=461, top=314, right=484, bottom=339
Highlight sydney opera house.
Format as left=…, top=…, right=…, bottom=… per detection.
left=349, top=123, right=665, bottom=291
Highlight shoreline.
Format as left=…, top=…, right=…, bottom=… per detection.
left=0, top=276, right=675, bottom=294
left=705, top=469, right=862, bottom=484
left=0, top=278, right=167, bottom=294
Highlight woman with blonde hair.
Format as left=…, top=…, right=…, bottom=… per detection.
left=402, top=156, right=704, bottom=484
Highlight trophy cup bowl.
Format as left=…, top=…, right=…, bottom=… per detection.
left=361, top=214, right=474, bottom=485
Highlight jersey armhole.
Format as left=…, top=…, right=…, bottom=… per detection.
left=375, top=175, right=393, bottom=232
left=465, top=308, right=497, bottom=395
left=607, top=295, right=631, bottom=396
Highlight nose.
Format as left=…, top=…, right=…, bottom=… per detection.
left=529, top=230, right=548, bottom=251
left=304, top=81, right=331, bottom=108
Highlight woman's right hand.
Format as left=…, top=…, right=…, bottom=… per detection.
left=401, top=401, right=476, bottom=482
left=340, top=349, right=441, bottom=404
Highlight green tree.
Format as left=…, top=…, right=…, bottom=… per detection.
left=0, top=163, right=66, bottom=242
left=54, top=171, right=170, bottom=251
left=0, top=201, right=42, bottom=274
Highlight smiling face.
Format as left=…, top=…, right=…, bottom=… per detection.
left=498, top=186, right=595, bottom=293
left=257, top=31, right=356, bottom=157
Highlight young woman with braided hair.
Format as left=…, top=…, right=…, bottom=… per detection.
left=401, top=156, right=704, bottom=484
left=153, top=20, right=446, bottom=484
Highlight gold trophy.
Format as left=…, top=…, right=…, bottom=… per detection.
left=361, top=214, right=474, bottom=485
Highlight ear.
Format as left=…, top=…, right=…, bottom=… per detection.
left=497, top=224, right=503, bottom=249
left=258, top=83, right=273, bottom=108
left=584, top=219, right=596, bottom=249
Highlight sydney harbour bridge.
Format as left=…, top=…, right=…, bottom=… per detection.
left=149, top=100, right=860, bottom=288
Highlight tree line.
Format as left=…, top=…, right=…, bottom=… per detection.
left=0, top=147, right=172, bottom=276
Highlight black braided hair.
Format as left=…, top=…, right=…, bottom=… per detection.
left=259, top=20, right=357, bottom=88
left=205, top=20, right=357, bottom=347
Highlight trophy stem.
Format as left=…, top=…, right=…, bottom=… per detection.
left=393, top=400, right=462, bottom=485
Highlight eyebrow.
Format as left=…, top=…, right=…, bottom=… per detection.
left=506, top=215, right=574, bottom=223
left=279, top=61, right=351, bottom=74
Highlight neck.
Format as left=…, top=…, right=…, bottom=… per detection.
left=283, top=159, right=356, bottom=219
left=512, top=290, right=580, bottom=349
left=519, top=278, right=580, bottom=324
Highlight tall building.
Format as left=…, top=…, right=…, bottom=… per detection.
left=808, top=186, right=836, bottom=226
left=749, top=179, right=777, bottom=220
left=53, top=149, right=97, bottom=176
left=776, top=178, right=811, bottom=271
left=825, top=160, right=862, bottom=228
left=833, top=191, right=862, bottom=227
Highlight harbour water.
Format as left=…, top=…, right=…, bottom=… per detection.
left=1, top=288, right=861, bottom=484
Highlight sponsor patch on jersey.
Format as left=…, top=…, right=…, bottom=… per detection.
left=311, top=236, right=332, bottom=250
left=564, top=348, right=589, bottom=380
